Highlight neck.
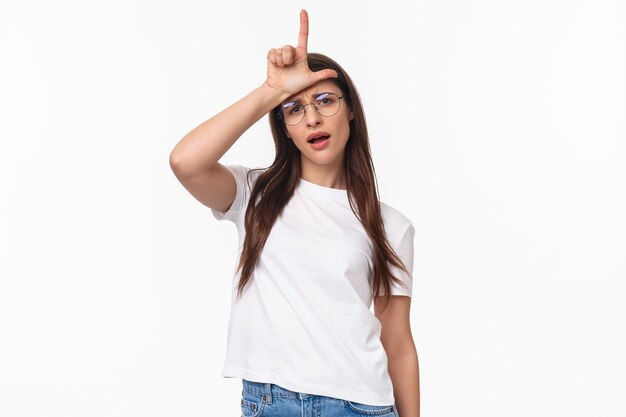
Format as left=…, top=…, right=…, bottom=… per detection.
left=300, top=160, right=346, bottom=190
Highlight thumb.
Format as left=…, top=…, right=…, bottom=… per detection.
left=310, top=69, right=339, bottom=83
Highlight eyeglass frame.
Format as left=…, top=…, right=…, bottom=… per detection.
left=275, top=92, right=345, bottom=126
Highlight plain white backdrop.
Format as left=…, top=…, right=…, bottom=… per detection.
left=1, top=0, right=624, bottom=416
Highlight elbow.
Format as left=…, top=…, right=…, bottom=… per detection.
left=169, top=151, right=185, bottom=173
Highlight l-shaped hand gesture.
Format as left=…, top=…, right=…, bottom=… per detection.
left=264, top=9, right=338, bottom=97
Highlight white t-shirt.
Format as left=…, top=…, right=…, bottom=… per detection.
left=210, top=164, right=415, bottom=406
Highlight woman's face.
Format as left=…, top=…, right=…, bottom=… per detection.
left=281, top=79, right=354, bottom=168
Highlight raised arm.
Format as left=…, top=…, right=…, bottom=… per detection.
left=169, top=9, right=337, bottom=212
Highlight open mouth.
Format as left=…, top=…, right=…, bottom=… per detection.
left=307, top=135, right=330, bottom=144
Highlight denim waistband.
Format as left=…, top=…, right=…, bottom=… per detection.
left=242, top=378, right=314, bottom=402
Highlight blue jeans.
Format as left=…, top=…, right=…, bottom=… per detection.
left=240, top=378, right=399, bottom=417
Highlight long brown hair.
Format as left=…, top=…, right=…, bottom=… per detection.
left=234, top=53, right=411, bottom=313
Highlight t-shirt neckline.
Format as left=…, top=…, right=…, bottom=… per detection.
left=297, top=177, right=349, bottom=202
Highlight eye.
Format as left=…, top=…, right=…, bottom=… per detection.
left=289, top=104, right=303, bottom=114
left=315, top=93, right=335, bottom=106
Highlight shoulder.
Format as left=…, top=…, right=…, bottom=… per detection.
left=380, top=200, right=412, bottom=231
left=379, top=200, right=414, bottom=246
left=224, top=164, right=266, bottom=188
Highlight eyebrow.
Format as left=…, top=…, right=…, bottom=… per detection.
left=282, top=91, right=334, bottom=106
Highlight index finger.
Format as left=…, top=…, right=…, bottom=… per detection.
left=297, top=9, right=308, bottom=50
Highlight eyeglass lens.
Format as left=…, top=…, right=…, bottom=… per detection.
left=279, top=92, right=341, bottom=126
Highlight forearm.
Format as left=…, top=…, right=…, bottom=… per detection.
left=169, top=82, right=289, bottom=174
left=388, top=350, right=420, bottom=417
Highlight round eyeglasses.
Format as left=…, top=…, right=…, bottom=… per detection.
left=276, top=92, right=344, bottom=126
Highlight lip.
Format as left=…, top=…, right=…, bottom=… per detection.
left=309, top=136, right=330, bottom=150
left=307, top=131, right=331, bottom=141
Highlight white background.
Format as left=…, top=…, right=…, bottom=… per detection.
left=1, top=0, right=624, bottom=416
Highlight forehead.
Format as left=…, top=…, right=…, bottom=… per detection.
left=283, top=80, right=341, bottom=103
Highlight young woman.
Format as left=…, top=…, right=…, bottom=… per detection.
left=169, top=9, right=420, bottom=417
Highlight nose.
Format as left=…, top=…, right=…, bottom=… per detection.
left=304, top=105, right=322, bottom=127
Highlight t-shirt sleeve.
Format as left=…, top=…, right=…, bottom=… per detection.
left=210, top=164, right=255, bottom=224
left=383, top=221, right=415, bottom=297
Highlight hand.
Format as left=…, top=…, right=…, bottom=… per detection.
left=264, top=9, right=338, bottom=97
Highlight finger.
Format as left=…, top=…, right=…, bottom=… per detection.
left=311, top=68, right=339, bottom=83
left=268, top=48, right=277, bottom=65
left=282, top=45, right=294, bottom=65
left=297, top=9, right=308, bottom=51
left=276, top=49, right=285, bottom=67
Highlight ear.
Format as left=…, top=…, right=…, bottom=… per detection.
left=349, top=110, right=354, bottom=121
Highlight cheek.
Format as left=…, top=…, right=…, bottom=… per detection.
left=337, top=117, right=351, bottom=137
